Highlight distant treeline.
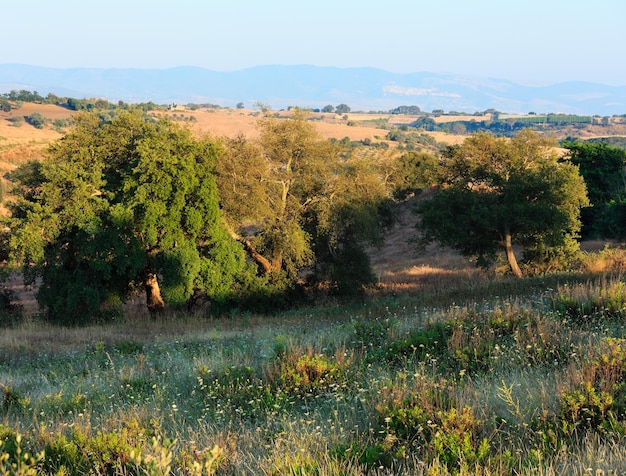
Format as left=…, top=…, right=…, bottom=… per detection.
left=411, top=113, right=624, bottom=137
left=0, top=89, right=227, bottom=114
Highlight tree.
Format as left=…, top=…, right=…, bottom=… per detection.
left=390, top=105, right=421, bottom=115
left=25, top=112, right=45, bottom=129
left=7, top=111, right=246, bottom=322
left=388, top=151, right=440, bottom=200
left=416, top=130, right=589, bottom=277
left=321, top=105, right=334, bottom=113
left=335, top=104, right=351, bottom=114
left=563, top=140, right=626, bottom=238
left=215, top=111, right=391, bottom=294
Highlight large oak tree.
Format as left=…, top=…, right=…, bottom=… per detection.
left=7, top=111, right=246, bottom=322
left=416, top=130, right=589, bottom=277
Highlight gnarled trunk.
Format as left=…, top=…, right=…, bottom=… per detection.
left=145, top=272, right=165, bottom=313
left=227, top=228, right=282, bottom=275
left=503, top=228, right=523, bottom=278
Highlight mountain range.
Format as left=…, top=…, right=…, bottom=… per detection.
left=1, top=64, right=625, bottom=116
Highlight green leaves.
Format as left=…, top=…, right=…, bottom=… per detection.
left=8, top=111, right=246, bottom=321
left=216, top=112, right=391, bottom=294
left=417, top=130, right=589, bottom=276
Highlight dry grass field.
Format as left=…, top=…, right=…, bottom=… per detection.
left=154, top=108, right=468, bottom=145
left=0, top=104, right=71, bottom=169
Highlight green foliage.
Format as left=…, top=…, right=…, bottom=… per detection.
left=43, top=432, right=91, bottom=475
left=386, top=128, right=439, bottom=151
left=0, top=430, right=43, bottom=476
left=560, top=381, right=616, bottom=430
left=551, top=281, right=626, bottom=323
left=352, top=317, right=392, bottom=350
left=24, top=112, right=45, bottom=129
left=376, top=380, right=489, bottom=472
left=0, top=99, right=10, bottom=113
left=386, top=322, right=450, bottom=363
left=7, top=115, right=24, bottom=127
left=277, top=352, right=348, bottom=395
left=2, top=90, right=45, bottom=103
left=0, top=286, right=23, bottom=328
left=554, top=338, right=626, bottom=436
left=389, top=151, right=440, bottom=199
left=390, top=105, right=421, bottom=115
left=563, top=140, right=626, bottom=238
left=416, top=130, right=589, bottom=277
left=216, top=112, right=391, bottom=295
left=7, top=111, right=247, bottom=322
left=332, top=441, right=399, bottom=469
left=265, top=344, right=351, bottom=396
left=1, top=386, right=24, bottom=413
left=432, top=408, right=490, bottom=469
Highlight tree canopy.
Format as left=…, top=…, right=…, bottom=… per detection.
left=7, top=111, right=247, bottom=322
left=215, top=111, right=392, bottom=295
left=416, top=130, right=589, bottom=277
left=388, top=151, right=440, bottom=200
left=563, top=140, right=626, bottom=238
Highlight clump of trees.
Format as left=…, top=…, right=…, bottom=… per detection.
left=4, top=110, right=393, bottom=323
left=2, top=96, right=605, bottom=323
left=390, top=105, right=421, bottom=115
left=388, top=151, right=439, bottom=200
left=215, top=111, right=392, bottom=296
left=563, top=140, right=626, bottom=238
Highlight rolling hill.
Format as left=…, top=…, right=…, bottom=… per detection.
left=1, top=64, right=625, bottom=116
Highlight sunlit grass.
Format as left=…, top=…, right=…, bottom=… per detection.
left=3, top=268, right=626, bottom=473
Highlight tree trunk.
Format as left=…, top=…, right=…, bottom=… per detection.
left=227, top=228, right=279, bottom=275
left=145, top=272, right=165, bottom=314
left=503, top=229, right=523, bottom=278
left=239, top=236, right=274, bottom=274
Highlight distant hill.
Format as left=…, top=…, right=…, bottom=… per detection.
left=1, top=64, right=625, bottom=116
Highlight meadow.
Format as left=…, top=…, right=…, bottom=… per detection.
left=3, top=249, right=626, bottom=474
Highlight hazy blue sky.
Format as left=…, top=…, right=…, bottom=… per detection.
left=4, top=0, right=625, bottom=85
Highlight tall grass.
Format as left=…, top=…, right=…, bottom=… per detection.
left=3, top=269, right=626, bottom=474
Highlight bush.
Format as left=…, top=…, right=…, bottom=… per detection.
left=8, top=115, right=24, bottom=127
left=0, top=286, right=23, bottom=327
left=268, top=346, right=351, bottom=395
left=25, top=112, right=45, bottom=129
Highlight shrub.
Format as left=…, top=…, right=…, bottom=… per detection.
left=551, top=281, right=626, bottom=323
left=386, top=322, right=450, bottom=363
left=24, top=112, right=45, bottom=129
left=7, top=115, right=24, bottom=127
left=0, top=431, right=43, bottom=476
left=558, top=338, right=626, bottom=434
left=268, top=346, right=351, bottom=395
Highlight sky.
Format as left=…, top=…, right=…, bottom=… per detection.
left=4, top=0, right=625, bottom=86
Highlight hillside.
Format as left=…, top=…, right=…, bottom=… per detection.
left=0, top=103, right=468, bottom=172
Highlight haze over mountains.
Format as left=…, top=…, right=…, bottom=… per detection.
left=1, top=64, right=625, bottom=116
